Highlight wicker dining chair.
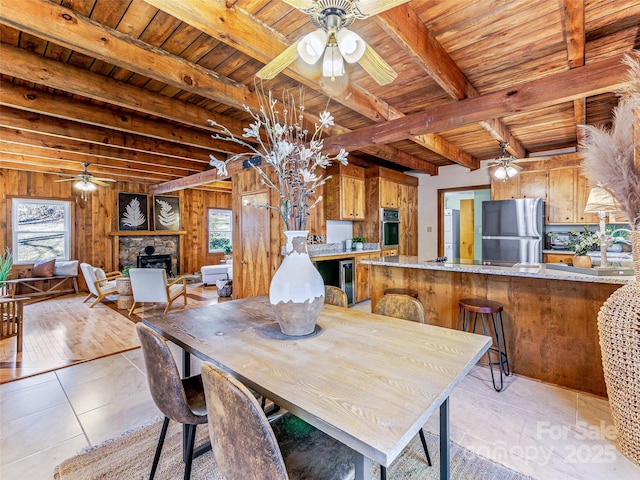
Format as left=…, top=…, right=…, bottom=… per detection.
left=324, top=285, right=348, bottom=308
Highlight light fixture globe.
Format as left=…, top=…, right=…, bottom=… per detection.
left=322, top=45, right=344, bottom=80
left=297, top=29, right=328, bottom=64
left=336, top=28, right=365, bottom=63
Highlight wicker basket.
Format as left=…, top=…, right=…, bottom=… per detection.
left=597, top=230, right=640, bottom=466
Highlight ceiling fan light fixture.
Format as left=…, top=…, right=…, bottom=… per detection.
left=336, top=28, right=365, bottom=63
left=322, top=44, right=344, bottom=80
left=297, top=29, right=327, bottom=64
left=74, top=180, right=97, bottom=192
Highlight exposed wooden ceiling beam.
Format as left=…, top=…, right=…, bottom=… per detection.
left=144, top=0, right=471, bottom=169
left=1, top=0, right=432, bottom=174
left=0, top=105, right=215, bottom=164
left=562, top=0, right=587, bottom=143
left=376, top=4, right=526, bottom=159
left=323, top=54, right=629, bottom=153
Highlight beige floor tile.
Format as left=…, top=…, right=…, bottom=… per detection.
left=0, top=403, right=83, bottom=465
left=0, top=371, right=57, bottom=394
left=55, top=352, right=137, bottom=390
left=0, top=377, right=67, bottom=421
left=1, top=434, right=88, bottom=480
left=78, top=392, right=161, bottom=446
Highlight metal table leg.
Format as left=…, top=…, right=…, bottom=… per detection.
left=440, top=397, right=450, bottom=480
left=354, top=451, right=372, bottom=480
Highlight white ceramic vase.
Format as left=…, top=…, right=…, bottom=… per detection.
left=269, top=230, right=325, bottom=336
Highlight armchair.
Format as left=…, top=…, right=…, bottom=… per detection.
left=80, top=263, right=122, bottom=308
left=128, top=268, right=187, bottom=316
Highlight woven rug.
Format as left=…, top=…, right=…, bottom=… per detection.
left=54, top=419, right=533, bottom=480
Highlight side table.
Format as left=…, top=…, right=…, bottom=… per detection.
left=115, top=277, right=134, bottom=310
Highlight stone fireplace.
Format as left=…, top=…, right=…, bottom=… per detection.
left=118, top=235, right=179, bottom=276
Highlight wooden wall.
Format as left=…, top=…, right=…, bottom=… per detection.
left=0, top=168, right=231, bottom=288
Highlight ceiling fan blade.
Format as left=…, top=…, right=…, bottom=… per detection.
left=91, top=179, right=112, bottom=187
left=356, top=0, right=412, bottom=17
left=54, top=178, right=77, bottom=182
left=93, top=177, right=117, bottom=182
left=281, top=0, right=315, bottom=9
left=357, top=44, right=397, bottom=85
left=256, top=41, right=301, bottom=80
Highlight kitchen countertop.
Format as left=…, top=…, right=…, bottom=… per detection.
left=362, top=255, right=634, bottom=285
left=310, top=248, right=381, bottom=259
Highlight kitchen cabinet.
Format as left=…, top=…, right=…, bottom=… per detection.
left=490, top=174, right=519, bottom=200
left=380, top=179, right=398, bottom=208
left=398, top=183, right=418, bottom=255
left=381, top=248, right=398, bottom=257
left=325, top=164, right=365, bottom=221
left=491, top=168, right=546, bottom=201
left=355, top=252, right=379, bottom=303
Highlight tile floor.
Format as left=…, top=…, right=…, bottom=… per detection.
left=2, top=302, right=639, bottom=480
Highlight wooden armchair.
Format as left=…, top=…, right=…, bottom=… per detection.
left=128, top=268, right=187, bottom=316
left=80, top=263, right=123, bottom=307
left=1, top=298, right=25, bottom=353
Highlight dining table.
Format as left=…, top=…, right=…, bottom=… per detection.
left=143, top=295, right=491, bottom=480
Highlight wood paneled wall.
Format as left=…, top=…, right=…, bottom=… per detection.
left=0, top=169, right=231, bottom=287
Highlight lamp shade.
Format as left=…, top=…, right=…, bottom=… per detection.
left=336, top=28, right=366, bottom=63
left=74, top=180, right=97, bottom=192
left=493, top=164, right=519, bottom=180
left=297, top=29, right=327, bottom=64
left=584, top=187, right=620, bottom=213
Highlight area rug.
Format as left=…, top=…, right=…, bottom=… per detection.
left=54, top=419, right=533, bottom=480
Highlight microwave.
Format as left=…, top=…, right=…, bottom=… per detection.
left=381, top=208, right=400, bottom=247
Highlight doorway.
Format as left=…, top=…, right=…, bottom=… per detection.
left=438, top=186, right=491, bottom=261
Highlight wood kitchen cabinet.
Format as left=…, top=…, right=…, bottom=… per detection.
left=324, top=164, right=365, bottom=221
left=381, top=248, right=398, bottom=256
left=355, top=252, right=379, bottom=303
left=491, top=167, right=546, bottom=201
left=380, top=178, right=398, bottom=208
left=398, top=183, right=418, bottom=255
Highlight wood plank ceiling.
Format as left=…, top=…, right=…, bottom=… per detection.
left=0, top=0, right=638, bottom=192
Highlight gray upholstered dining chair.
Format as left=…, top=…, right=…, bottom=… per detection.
left=373, top=293, right=432, bottom=479
left=136, top=323, right=210, bottom=480
left=200, top=361, right=355, bottom=480
left=324, top=285, right=348, bottom=308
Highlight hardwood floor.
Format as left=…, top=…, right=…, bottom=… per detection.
left=0, top=284, right=220, bottom=383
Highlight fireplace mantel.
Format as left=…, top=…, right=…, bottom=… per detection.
left=109, top=231, right=186, bottom=236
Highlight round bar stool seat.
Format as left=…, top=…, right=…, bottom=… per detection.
left=384, top=288, right=418, bottom=298
left=457, top=298, right=510, bottom=391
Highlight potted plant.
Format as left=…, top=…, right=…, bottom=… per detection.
left=352, top=236, right=365, bottom=251
left=565, top=227, right=599, bottom=268
left=0, top=247, right=12, bottom=296
left=121, top=266, right=133, bottom=278
left=223, top=245, right=232, bottom=263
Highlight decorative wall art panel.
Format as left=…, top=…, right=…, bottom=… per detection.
left=153, top=195, right=181, bottom=231
left=118, top=193, right=149, bottom=231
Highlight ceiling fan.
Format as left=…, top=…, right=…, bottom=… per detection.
left=55, top=163, right=117, bottom=191
left=489, top=142, right=522, bottom=181
left=256, top=0, right=411, bottom=85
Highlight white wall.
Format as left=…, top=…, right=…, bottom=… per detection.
left=326, top=220, right=353, bottom=245
left=411, top=161, right=493, bottom=260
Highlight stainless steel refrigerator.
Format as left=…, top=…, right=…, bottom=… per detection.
left=482, top=198, right=545, bottom=265
left=443, top=209, right=460, bottom=260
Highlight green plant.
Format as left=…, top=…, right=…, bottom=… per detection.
left=122, top=266, right=133, bottom=278
left=0, top=247, right=12, bottom=282
left=352, top=236, right=365, bottom=244
left=224, top=245, right=232, bottom=255
left=566, top=227, right=600, bottom=256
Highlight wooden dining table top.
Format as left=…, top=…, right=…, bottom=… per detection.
left=143, top=295, right=491, bottom=468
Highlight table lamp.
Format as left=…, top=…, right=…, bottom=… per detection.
left=584, top=187, right=620, bottom=269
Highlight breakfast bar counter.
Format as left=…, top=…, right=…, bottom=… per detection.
left=362, top=256, right=634, bottom=396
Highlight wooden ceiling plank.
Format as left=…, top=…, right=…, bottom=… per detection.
left=143, top=0, right=449, bottom=171
left=377, top=4, right=526, bottom=160
left=0, top=127, right=202, bottom=172
left=562, top=0, right=587, bottom=144
left=0, top=81, right=245, bottom=156
left=0, top=0, right=254, bottom=109
left=323, top=54, right=629, bottom=153
left=0, top=104, right=216, bottom=164
left=0, top=43, right=245, bottom=134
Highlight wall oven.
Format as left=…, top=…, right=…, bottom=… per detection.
left=381, top=208, right=400, bottom=248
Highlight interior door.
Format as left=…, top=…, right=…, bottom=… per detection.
left=238, top=192, right=270, bottom=298
left=459, top=199, right=475, bottom=261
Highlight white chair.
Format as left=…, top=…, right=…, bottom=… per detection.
left=128, top=268, right=187, bottom=316
left=80, top=262, right=122, bottom=308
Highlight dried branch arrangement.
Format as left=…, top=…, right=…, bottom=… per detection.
left=580, top=51, right=640, bottom=230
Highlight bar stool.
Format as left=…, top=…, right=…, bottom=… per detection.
left=457, top=298, right=510, bottom=391
left=383, top=287, right=418, bottom=298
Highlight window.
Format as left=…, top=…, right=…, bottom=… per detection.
left=12, top=198, right=71, bottom=264
left=208, top=208, right=232, bottom=253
